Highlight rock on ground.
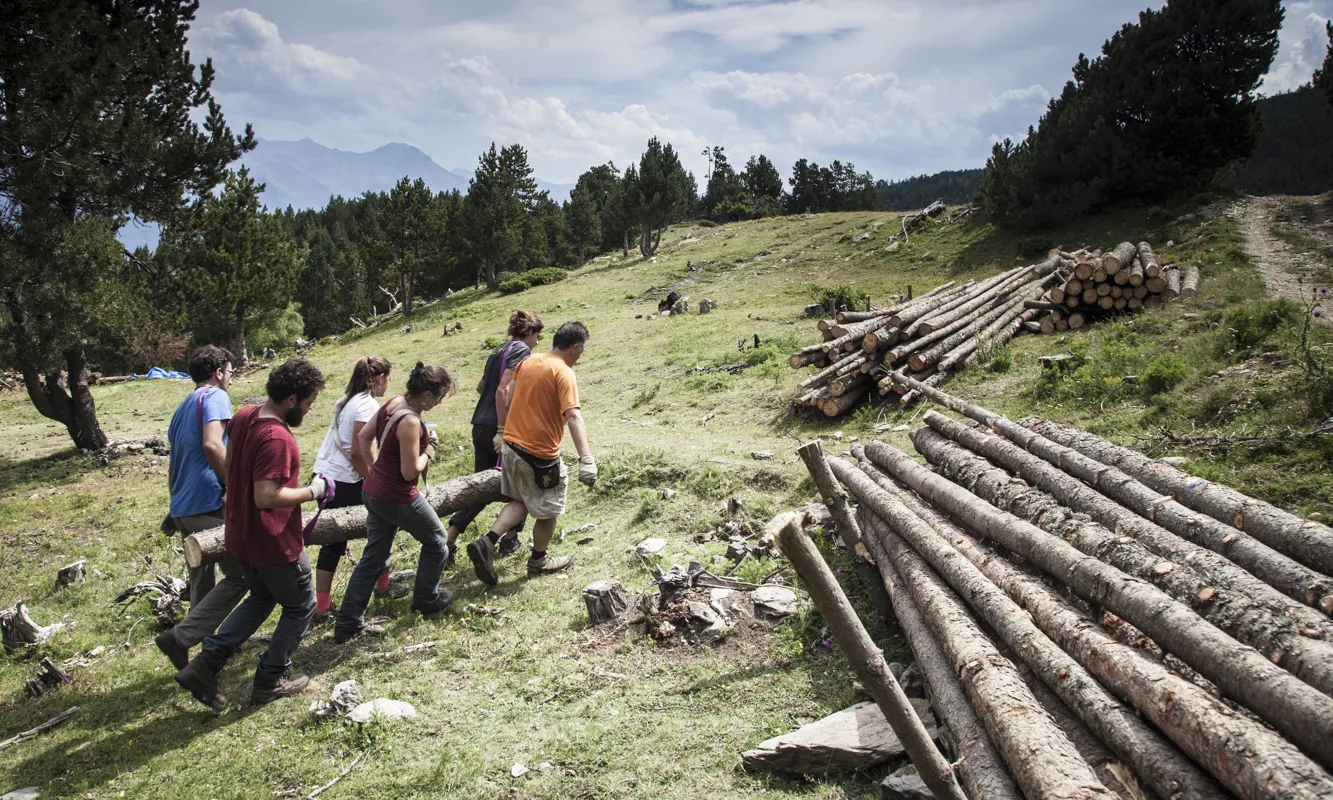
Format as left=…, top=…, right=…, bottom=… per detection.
left=881, top=764, right=932, bottom=800
left=750, top=586, right=798, bottom=617
left=635, top=538, right=668, bottom=558
left=742, top=698, right=938, bottom=774
left=345, top=698, right=418, bottom=724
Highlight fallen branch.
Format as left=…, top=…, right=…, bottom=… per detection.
left=308, top=749, right=369, bottom=799
left=0, top=706, right=80, bottom=752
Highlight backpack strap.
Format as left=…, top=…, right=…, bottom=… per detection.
left=196, top=387, right=215, bottom=429
left=377, top=407, right=419, bottom=447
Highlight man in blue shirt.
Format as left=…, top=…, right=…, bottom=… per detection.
left=157, top=345, right=249, bottom=670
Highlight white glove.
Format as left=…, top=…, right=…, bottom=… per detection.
left=308, top=475, right=330, bottom=502
left=577, top=454, right=598, bottom=487
left=492, top=427, right=505, bottom=453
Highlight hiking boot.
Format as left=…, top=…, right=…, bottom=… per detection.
left=497, top=535, right=523, bottom=557
left=527, top=553, right=574, bottom=577
left=155, top=630, right=189, bottom=671
left=250, top=670, right=310, bottom=706
left=175, top=656, right=226, bottom=711
left=412, top=589, right=455, bottom=618
left=467, top=537, right=498, bottom=586
left=333, top=622, right=386, bottom=645
left=374, top=582, right=411, bottom=600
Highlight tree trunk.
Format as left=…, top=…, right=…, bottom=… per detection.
left=797, top=441, right=895, bottom=629
left=403, top=273, right=414, bottom=317
left=581, top=580, right=629, bottom=624
left=185, top=470, right=503, bottom=567
left=852, top=507, right=1023, bottom=800
left=1023, top=416, right=1333, bottom=577
left=622, top=229, right=630, bottom=258
left=896, top=432, right=1333, bottom=799
left=820, top=383, right=869, bottom=417
left=1183, top=266, right=1201, bottom=298
left=233, top=304, right=248, bottom=366
left=5, top=290, right=110, bottom=451
left=1128, top=256, right=1145, bottom=287
left=896, top=373, right=1333, bottom=613
left=770, top=512, right=971, bottom=800
left=832, top=459, right=1221, bottom=800
left=1101, top=242, right=1136, bottom=274
left=485, top=258, right=499, bottom=290
left=853, top=505, right=1116, bottom=798
left=912, top=263, right=1047, bottom=337
left=1137, top=242, right=1162, bottom=278
left=863, top=439, right=1333, bottom=771
left=914, top=417, right=1333, bottom=701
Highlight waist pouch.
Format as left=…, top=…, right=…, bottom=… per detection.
left=508, top=443, right=563, bottom=489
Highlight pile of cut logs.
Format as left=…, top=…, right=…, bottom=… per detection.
left=789, top=255, right=1071, bottom=416
left=1031, top=242, right=1200, bottom=333
left=790, top=239, right=1201, bottom=416
left=792, top=375, right=1333, bottom=800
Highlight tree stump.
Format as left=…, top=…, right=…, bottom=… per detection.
left=55, top=560, right=86, bottom=589
left=1, top=602, right=72, bottom=653
left=582, top=580, right=629, bottom=625
left=24, top=657, right=72, bottom=698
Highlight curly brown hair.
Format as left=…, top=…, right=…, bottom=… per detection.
left=267, top=358, right=326, bottom=403
left=507, top=310, right=544, bottom=340
left=187, top=345, right=234, bottom=384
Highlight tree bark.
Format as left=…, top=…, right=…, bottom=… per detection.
left=863, top=439, right=1333, bottom=771
left=1183, top=266, right=1201, bottom=298
left=900, top=430, right=1333, bottom=799
left=1163, top=268, right=1182, bottom=301
left=850, top=506, right=1116, bottom=799
left=893, top=374, right=1333, bottom=613
left=914, top=417, right=1333, bottom=702
left=770, top=512, right=969, bottom=800
left=1102, top=242, right=1136, bottom=274
left=581, top=580, right=629, bottom=624
left=831, top=459, right=1221, bottom=800
left=852, top=508, right=1023, bottom=800
left=1128, top=256, right=1145, bottom=287
left=1023, top=416, right=1333, bottom=577
left=913, top=263, right=1050, bottom=337
left=820, top=383, right=869, bottom=417
left=184, top=470, right=504, bottom=567
left=233, top=303, right=248, bottom=366
left=1137, top=242, right=1162, bottom=278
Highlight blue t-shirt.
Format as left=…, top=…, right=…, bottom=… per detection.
left=168, top=386, right=234, bottom=518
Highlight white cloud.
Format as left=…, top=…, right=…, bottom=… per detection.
left=1261, top=5, right=1333, bottom=94
left=190, top=1, right=1324, bottom=185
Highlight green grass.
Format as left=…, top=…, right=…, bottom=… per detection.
left=3, top=200, right=1331, bottom=797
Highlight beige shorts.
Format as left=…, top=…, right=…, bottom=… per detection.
left=500, top=443, right=567, bottom=520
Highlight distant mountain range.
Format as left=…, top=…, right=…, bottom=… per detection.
left=240, top=138, right=574, bottom=211
left=117, top=138, right=574, bottom=251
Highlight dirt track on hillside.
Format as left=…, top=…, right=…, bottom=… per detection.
left=1229, top=195, right=1332, bottom=324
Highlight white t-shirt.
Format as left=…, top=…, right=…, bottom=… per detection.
left=312, top=392, right=380, bottom=484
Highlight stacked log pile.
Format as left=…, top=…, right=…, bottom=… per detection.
left=789, top=255, right=1073, bottom=416
left=1033, top=242, right=1197, bottom=332
left=793, top=378, right=1333, bottom=799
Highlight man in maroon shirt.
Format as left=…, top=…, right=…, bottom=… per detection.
left=175, top=359, right=330, bottom=709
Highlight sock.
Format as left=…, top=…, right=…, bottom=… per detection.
left=531, top=549, right=547, bottom=561
left=486, top=531, right=501, bottom=545
left=375, top=569, right=391, bottom=592
left=316, top=592, right=332, bottom=614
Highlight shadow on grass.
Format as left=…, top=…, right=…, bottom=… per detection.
left=0, top=448, right=105, bottom=498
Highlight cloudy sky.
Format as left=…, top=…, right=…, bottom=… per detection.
left=190, top=0, right=1333, bottom=185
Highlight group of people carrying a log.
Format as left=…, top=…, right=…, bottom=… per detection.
left=155, top=311, right=596, bottom=709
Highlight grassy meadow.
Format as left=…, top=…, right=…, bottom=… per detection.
left=2, top=197, right=1331, bottom=798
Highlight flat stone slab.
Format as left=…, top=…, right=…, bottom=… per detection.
left=881, top=764, right=931, bottom=800
left=635, top=538, right=668, bottom=558
left=750, top=586, right=798, bottom=617
left=742, top=698, right=938, bottom=775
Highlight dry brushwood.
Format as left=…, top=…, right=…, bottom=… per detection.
left=2, top=602, right=74, bottom=653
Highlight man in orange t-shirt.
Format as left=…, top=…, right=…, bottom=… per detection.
left=466, top=321, right=595, bottom=585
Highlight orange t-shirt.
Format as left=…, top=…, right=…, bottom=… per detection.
left=504, top=352, right=580, bottom=459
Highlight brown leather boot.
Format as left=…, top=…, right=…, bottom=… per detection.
left=527, top=553, right=573, bottom=577
left=250, top=670, right=310, bottom=706
left=175, top=656, right=226, bottom=711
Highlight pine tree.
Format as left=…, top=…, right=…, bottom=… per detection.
left=460, top=143, right=535, bottom=287
left=626, top=138, right=694, bottom=256
left=567, top=184, right=601, bottom=266
left=1315, top=21, right=1333, bottom=107
left=0, top=0, right=253, bottom=449
left=376, top=177, right=441, bottom=316
left=162, top=168, right=302, bottom=364
left=741, top=155, right=784, bottom=215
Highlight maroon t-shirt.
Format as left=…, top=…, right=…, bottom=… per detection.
left=224, top=404, right=304, bottom=567
left=363, top=404, right=427, bottom=504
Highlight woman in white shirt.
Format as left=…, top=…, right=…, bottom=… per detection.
left=310, top=356, right=394, bottom=620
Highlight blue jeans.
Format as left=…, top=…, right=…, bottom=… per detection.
left=336, top=494, right=450, bottom=634
left=200, top=551, right=315, bottom=679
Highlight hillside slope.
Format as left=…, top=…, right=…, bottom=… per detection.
left=3, top=199, right=1331, bottom=798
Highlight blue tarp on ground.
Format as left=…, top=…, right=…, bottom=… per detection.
left=138, top=367, right=190, bottom=380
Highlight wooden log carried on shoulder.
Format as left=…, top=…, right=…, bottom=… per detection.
left=183, top=470, right=504, bottom=567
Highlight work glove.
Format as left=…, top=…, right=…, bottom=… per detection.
left=426, top=428, right=440, bottom=448
left=308, top=475, right=331, bottom=502
left=492, top=427, right=505, bottom=453
left=577, top=454, right=598, bottom=487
